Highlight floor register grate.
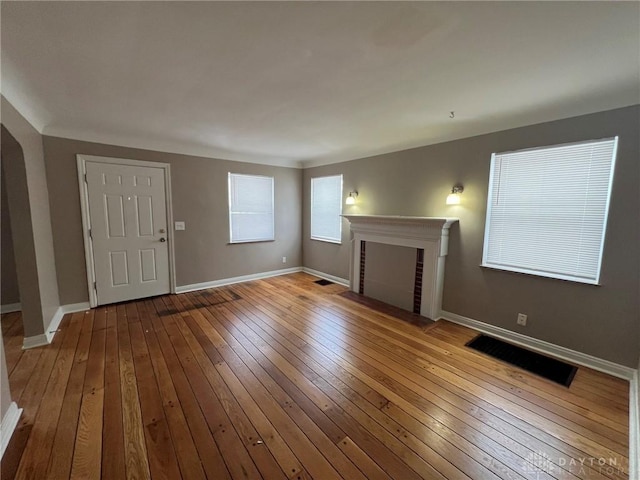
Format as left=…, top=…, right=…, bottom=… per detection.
left=466, top=334, right=578, bottom=387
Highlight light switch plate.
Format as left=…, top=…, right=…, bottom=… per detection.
left=174, top=221, right=185, bottom=231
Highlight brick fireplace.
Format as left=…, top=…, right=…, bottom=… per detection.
left=342, top=215, right=458, bottom=320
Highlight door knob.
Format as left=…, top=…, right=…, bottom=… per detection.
left=159, top=237, right=166, bottom=242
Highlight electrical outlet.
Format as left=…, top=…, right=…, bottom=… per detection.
left=517, top=313, right=528, bottom=326
left=282, top=256, right=287, bottom=263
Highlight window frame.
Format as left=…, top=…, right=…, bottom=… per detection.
left=228, top=172, right=275, bottom=244
left=310, top=174, right=343, bottom=244
left=481, top=137, right=618, bottom=285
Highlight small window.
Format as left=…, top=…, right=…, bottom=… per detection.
left=482, top=138, right=618, bottom=284
left=311, top=174, right=343, bottom=243
left=228, top=173, right=274, bottom=243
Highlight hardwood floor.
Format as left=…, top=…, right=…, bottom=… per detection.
left=1, top=273, right=630, bottom=479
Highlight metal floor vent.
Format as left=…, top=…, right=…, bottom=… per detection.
left=466, top=335, right=578, bottom=387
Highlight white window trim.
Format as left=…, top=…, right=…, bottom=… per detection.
left=481, top=137, right=618, bottom=285
left=228, top=173, right=275, bottom=244
left=310, top=174, right=343, bottom=244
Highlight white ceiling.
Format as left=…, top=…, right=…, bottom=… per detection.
left=2, top=2, right=639, bottom=168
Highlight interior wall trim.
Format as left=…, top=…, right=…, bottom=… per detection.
left=22, top=302, right=91, bottom=350
left=0, top=303, right=21, bottom=314
left=175, top=267, right=303, bottom=294
left=22, top=333, right=49, bottom=350
left=439, top=310, right=636, bottom=380
left=0, top=401, right=22, bottom=460
left=301, top=267, right=350, bottom=287
left=629, top=369, right=639, bottom=480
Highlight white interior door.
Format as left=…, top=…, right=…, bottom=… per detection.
left=85, top=161, right=170, bottom=305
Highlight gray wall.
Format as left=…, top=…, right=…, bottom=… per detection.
left=42, top=137, right=303, bottom=305
left=1, top=163, right=20, bottom=306
left=1, top=96, right=60, bottom=339
left=303, top=105, right=640, bottom=367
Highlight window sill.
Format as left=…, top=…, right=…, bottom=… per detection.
left=310, top=237, right=342, bottom=245
left=479, top=263, right=600, bottom=286
left=229, top=239, right=275, bottom=245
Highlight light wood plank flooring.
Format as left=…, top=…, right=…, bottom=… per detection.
left=1, top=273, right=630, bottom=479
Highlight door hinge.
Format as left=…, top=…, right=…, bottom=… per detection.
left=84, top=173, right=88, bottom=183
left=93, top=281, right=97, bottom=291
left=88, top=228, right=92, bottom=239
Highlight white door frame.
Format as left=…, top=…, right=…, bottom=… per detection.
left=77, top=154, right=177, bottom=308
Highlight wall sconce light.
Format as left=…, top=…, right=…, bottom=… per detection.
left=345, top=191, right=358, bottom=205
left=446, top=185, right=464, bottom=205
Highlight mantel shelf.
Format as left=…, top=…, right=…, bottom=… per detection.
left=342, top=215, right=458, bottom=229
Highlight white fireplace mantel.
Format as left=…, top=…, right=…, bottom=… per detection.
left=342, top=215, right=458, bottom=319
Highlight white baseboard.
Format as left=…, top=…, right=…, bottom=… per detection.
left=22, top=302, right=91, bottom=350
left=61, top=302, right=91, bottom=314
left=301, top=267, right=350, bottom=287
left=630, top=369, right=639, bottom=480
left=0, top=303, right=21, bottom=314
left=22, top=333, right=49, bottom=350
left=43, top=306, right=66, bottom=344
left=0, top=401, right=22, bottom=460
left=175, top=267, right=303, bottom=294
left=438, top=310, right=636, bottom=381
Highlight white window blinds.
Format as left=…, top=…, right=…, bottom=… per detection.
left=228, top=173, right=274, bottom=243
left=311, top=175, right=343, bottom=243
left=482, top=137, right=618, bottom=284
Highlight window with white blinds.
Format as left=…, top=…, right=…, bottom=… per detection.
left=228, top=173, right=274, bottom=243
left=482, top=137, right=618, bottom=284
left=311, top=174, right=343, bottom=243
